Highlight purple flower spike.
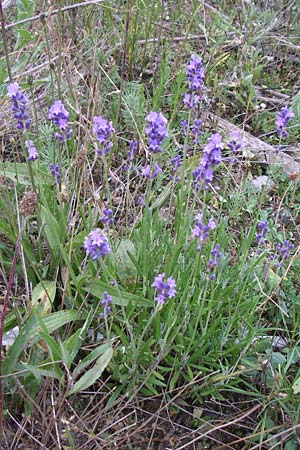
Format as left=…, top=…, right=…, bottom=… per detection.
left=7, top=82, right=31, bottom=131
left=192, top=213, right=216, bottom=251
left=276, top=240, right=295, bottom=260
left=183, top=93, right=201, bottom=110
left=93, top=116, right=114, bottom=156
left=83, top=229, right=111, bottom=260
left=100, top=208, right=113, bottom=226
left=256, top=220, right=268, bottom=246
left=128, top=140, right=138, bottom=161
left=49, top=163, right=61, bottom=184
left=145, top=112, right=168, bottom=153
left=48, top=100, right=72, bottom=141
left=187, top=55, right=205, bottom=92
left=227, top=130, right=242, bottom=154
left=192, top=133, right=223, bottom=190
left=183, top=55, right=205, bottom=110
left=191, top=118, right=202, bottom=143
left=100, top=291, right=112, bottom=318
left=170, top=154, right=182, bottom=180
left=152, top=272, right=176, bottom=305
left=208, top=244, right=221, bottom=268
left=125, top=140, right=138, bottom=171
left=275, top=107, right=294, bottom=138
left=25, top=140, right=38, bottom=161
left=141, top=162, right=162, bottom=179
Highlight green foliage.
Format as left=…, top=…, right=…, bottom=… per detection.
left=1, top=0, right=300, bottom=446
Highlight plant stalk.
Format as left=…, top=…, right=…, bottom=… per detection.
left=0, top=226, right=23, bottom=443
left=0, top=0, right=12, bottom=81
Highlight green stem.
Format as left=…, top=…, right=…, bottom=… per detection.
left=0, top=0, right=12, bottom=82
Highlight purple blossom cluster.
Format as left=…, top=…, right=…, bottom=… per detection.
left=191, top=119, right=202, bottom=143
left=192, top=133, right=223, bottom=190
left=208, top=244, right=222, bottom=280
left=183, top=55, right=205, bottom=110
left=7, top=82, right=31, bottom=131
left=124, top=140, right=138, bottom=171
left=100, top=208, right=113, bottom=227
left=275, top=107, right=294, bottom=138
left=272, top=240, right=295, bottom=267
left=100, top=291, right=112, bottom=318
left=192, top=213, right=216, bottom=251
left=152, top=273, right=176, bottom=305
left=180, top=119, right=202, bottom=143
left=48, top=100, right=72, bottom=141
left=145, top=112, right=168, bottom=154
left=208, top=244, right=221, bottom=268
left=92, top=116, right=114, bottom=156
left=169, top=154, right=182, bottom=180
left=83, top=229, right=111, bottom=260
left=25, top=140, right=38, bottom=161
left=49, top=163, right=61, bottom=184
left=141, top=162, right=162, bottom=179
left=256, top=220, right=268, bottom=246
left=226, top=131, right=242, bottom=155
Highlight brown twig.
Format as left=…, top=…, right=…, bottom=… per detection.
left=0, top=226, right=23, bottom=443
left=5, top=0, right=105, bottom=31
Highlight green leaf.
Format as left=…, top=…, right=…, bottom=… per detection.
left=266, top=268, right=282, bottom=290
left=285, top=440, right=298, bottom=450
left=63, top=310, right=94, bottom=365
left=18, top=363, right=61, bottom=381
left=15, top=29, right=34, bottom=51
left=39, top=331, right=61, bottom=362
left=3, top=310, right=84, bottom=376
left=67, top=346, right=113, bottom=396
left=83, top=280, right=152, bottom=307
left=41, top=205, right=61, bottom=253
left=293, top=375, right=300, bottom=394
left=112, top=239, right=138, bottom=283
left=73, top=341, right=113, bottom=378
left=31, top=281, right=56, bottom=315
left=0, top=162, right=51, bottom=185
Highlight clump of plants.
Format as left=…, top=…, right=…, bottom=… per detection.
left=1, top=1, right=300, bottom=448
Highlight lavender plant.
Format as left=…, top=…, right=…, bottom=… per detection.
left=1, top=6, right=300, bottom=446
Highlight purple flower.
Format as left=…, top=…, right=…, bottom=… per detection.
left=152, top=272, right=176, bottom=305
left=137, top=196, right=144, bottom=206
left=125, top=140, right=138, bottom=171
left=145, top=112, right=168, bottom=153
left=25, top=140, right=38, bottom=161
left=187, top=55, right=205, bottom=91
left=272, top=240, right=295, bottom=267
left=180, top=119, right=188, bottom=136
left=7, top=82, right=31, bottom=131
left=192, top=133, right=223, bottom=190
left=170, top=154, right=182, bottom=180
left=92, top=116, right=114, bottom=156
left=183, top=93, right=201, bottom=110
left=275, top=107, right=294, bottom=138
left=191, top=119, right=202, bottom=143
left=208, top=244, right=221, bottom=268
left=183, top=55, right=205, bottom=110
left=83, top=229, right=111, bottom=260
left=256, top=220, right=268, bottom=246
left=226, top=131, right=242, bottom=154
left=141, top=162, right=162, bottom=179
left=48, top=100, right=72, bottom=140
left=192, top=213, right=216, bottom=251
left=49, top=163, right=61, bottom=184
left=100, top=291, right=112, bottom=318
left=128, top=140, right=138, bottom=161
left=100, top=208, right=113, bottom=226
